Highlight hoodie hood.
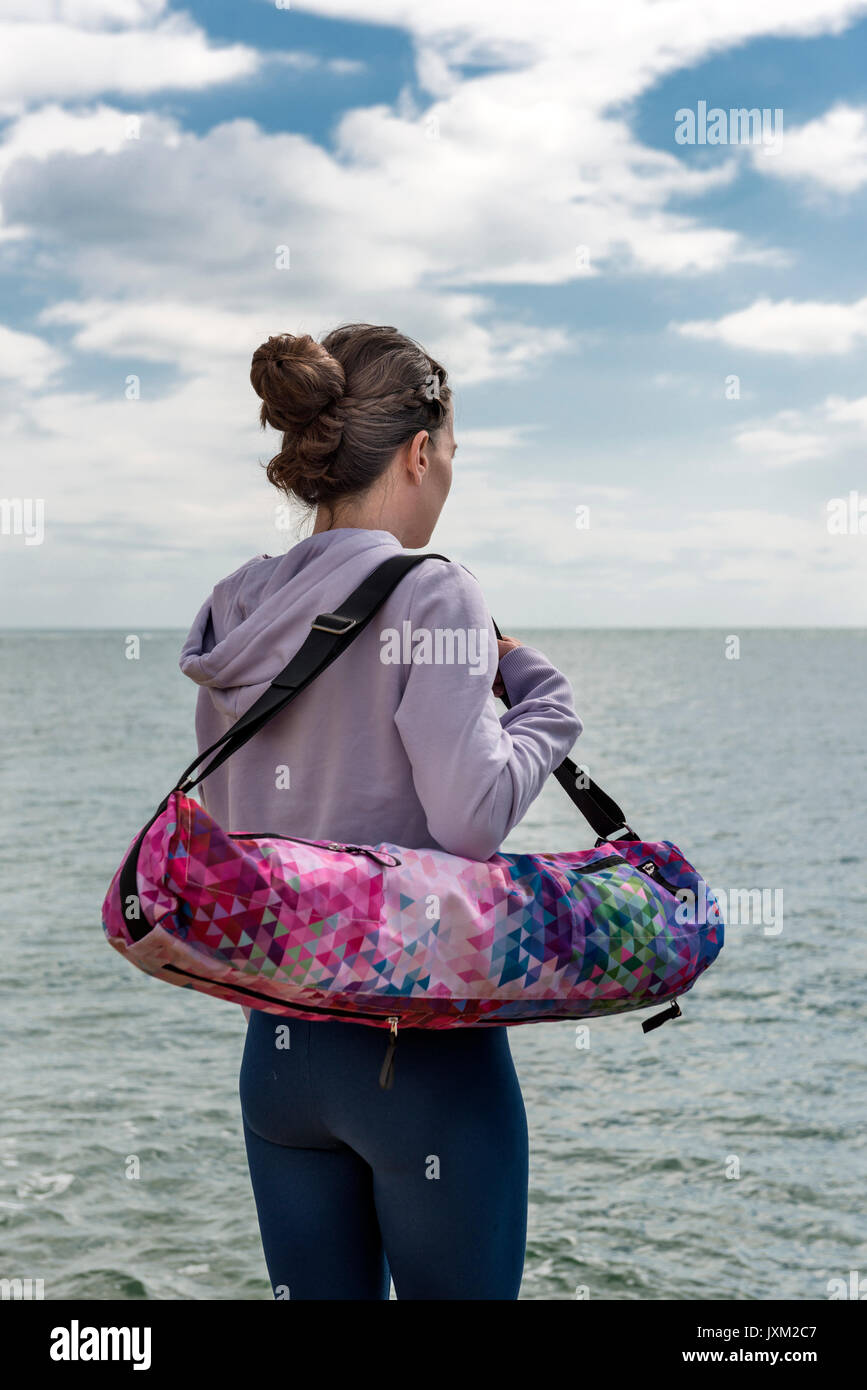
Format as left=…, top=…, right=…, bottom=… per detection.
left=179, top=527, right=404, bottom=720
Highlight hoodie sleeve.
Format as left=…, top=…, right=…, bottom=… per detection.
left=393, top=561, right=582, bottom=860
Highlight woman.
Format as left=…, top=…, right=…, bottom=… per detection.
left=179, top=323, right=582, bottom=1300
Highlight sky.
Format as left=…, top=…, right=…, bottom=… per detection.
left=1, top=0, right=867, bottom=628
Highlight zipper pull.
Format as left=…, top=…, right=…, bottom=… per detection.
left=641, top=999, right=682, bottom=1034
left=379, top=1016, right=399, bottom=1090
left=345, top=845, right=402, bottom=868
left=366, top=847, right=402, bottom=867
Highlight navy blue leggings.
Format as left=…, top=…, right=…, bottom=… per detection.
left=239, top=1010, right=529, bottom=1300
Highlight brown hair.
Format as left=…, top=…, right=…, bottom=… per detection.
left=250, top=323, right=452, bottom=508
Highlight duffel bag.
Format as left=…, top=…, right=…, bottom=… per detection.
left=102, top=552, right=724, bottom=1087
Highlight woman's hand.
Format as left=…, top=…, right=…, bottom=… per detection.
left=492, top=636, right=522, bottom=699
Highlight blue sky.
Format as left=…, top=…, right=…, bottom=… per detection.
left=1, top=0, right=866, bottom=626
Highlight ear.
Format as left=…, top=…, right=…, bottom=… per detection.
left=405, top=428, right=431, bottom=484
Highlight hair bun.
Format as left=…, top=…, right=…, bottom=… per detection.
left=251, top=322, right=452, bottom=511
left=250, top=333, right=346, bottom=434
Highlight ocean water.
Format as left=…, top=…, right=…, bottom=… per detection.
left=1, top=628, right=865, bottom=1301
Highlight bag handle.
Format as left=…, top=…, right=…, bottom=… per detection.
left=491, top=620, right=634, bottom=843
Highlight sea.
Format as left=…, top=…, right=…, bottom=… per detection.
left=1, top=629, right=865, bottom=1300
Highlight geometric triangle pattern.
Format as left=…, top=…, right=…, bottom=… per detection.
left=102, top=791, right=724, bottom=1031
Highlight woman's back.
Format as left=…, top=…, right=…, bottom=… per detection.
left=180, top=525, right=581, bottom=859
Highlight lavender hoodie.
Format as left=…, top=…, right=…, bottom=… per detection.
left=179, top=527, right=581, bottom=861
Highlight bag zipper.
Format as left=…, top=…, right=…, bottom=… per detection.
left=161, top=962, right=394, bottom=1023
left=545, top=849, right=678, bottom=893
left=228, top=830, right=401, bottom=868
left=634, top=857, right=680, bottom=896
left=161, top=962, right=403, bottom=1091
left=584, top=849, right=679, bottom=898
left=379, top=1016, right=399, bottom=1091
left=544, top=853, right=621, bottom=872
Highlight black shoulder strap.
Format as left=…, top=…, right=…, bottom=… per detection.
left=491, top=619, right=633, bottom=843
left=177, top=559, right=634, bottom=838
left=126, top=551, right=630, bottom=923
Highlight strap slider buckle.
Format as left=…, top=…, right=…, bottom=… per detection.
left=595, top=825, right=638, bottom=846
left=311, top=612, right=357, bottom=635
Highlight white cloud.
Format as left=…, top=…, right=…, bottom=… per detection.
left=728, top=394, right=867, bottom=471
left=0, top=10, right=259, bottom=111
left=1, top=339, right=864, bottom=626
left=0, top=103, right=178, bottom=184
left=1, top=3, right=167, bottom=22
left=733, top=424, right=828, bottom=466
left=824, top=393, right=867, bottom=425
left=453, top=426, right=540, bottom=450
left=40, top=298, right=274, bottom=365
left=729, top=396, right=867, bottom=466
left=0, top=323, right=66, bottom=386
left=5, top=348, right=862, bottom=627
left=294, top=0, right=867, bottom=107
left=674, top=295, right=867, bottom=355
left=36, top=294, right=572, bottom=388
left=4, top=0, right=863, bottom=382
left=4, top=0, right=867, bottom=624
left=4, top=0, right=836, bottom=308
left=752, top=102, right=867, bottom=192
left=434, top=472, right=866, bottom=624
left=326, top=57, right=367, bottom=75
left=0, top=97, right=767, bottom=394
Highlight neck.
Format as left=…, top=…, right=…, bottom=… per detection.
left=312, top=498, right=402, bottom=542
